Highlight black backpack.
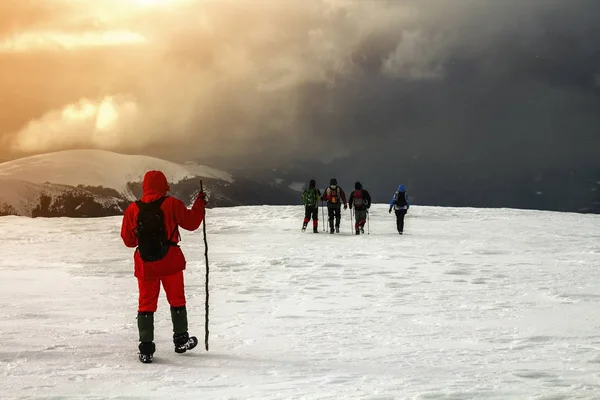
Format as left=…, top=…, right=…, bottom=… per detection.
left=135, top=197, right=177, bottom=262
left=395, top=192, right=407, bottom=207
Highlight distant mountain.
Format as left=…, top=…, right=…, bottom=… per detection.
left=0, top=150, right=301, bottom=217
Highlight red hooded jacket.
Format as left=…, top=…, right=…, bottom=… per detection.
left=121, top=170, right=206, bottom=279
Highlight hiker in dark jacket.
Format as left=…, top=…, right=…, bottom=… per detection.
left=389, top=184, right=410, bottom=234
left=321, top=178, right=347, bottom=234
left=301, top=179, right=322, bottom=233
left=348, top=181, right=371, bottom=235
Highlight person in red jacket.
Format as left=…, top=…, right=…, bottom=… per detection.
left=121, top=170, right=206, bottom=363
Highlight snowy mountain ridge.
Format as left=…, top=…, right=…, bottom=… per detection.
left=0, top=149, right=299, bottom=217
left=0, top=149, right=233, bottom=200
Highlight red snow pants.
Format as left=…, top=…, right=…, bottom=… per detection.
left=137, top=271, right=186, bottom=312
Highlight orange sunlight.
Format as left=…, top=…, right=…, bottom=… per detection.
left=12, top=97, right=140, bottom=153
left=134, top=0, right=181, bottom=6
left=0, top=31, right=147, bottom=52
left=0, top=0, right=198, bottom=52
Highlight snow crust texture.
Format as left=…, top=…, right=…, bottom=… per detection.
left=1, top=205, right=600, bottom=399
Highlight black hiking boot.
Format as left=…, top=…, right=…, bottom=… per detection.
left=360, top=226, right=365, bottom=234
left=355, top=229, right=360, bottom=235
left=335, top=227, right=340, bottom=233
left=302, top=223, right=307, bottom=232
left=138, top=342, right=155, bottom=364
left=313, top=226, right=319, bottom=233
left=173, top=332, right=198, bottom=354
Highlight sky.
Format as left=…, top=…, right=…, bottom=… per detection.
left=0, top=0, right=599, bottom=177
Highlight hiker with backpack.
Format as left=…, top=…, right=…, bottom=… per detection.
left=348, top=181, right=372, bottom=235
left=301, top=179, right=322, bottom=233
left=121, top=170, right=206, bottom=363
left=321, top=178, right=347, bottom=234
left=389, top=184, right=410, bottom=234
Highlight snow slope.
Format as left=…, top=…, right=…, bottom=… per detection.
left=0, top=149, right=234, bottom=199
left=0, top=178, right=55, bottom=215
left=1, top=205, right=600, bottom=399
left=0, top=177, right=124, bottom=216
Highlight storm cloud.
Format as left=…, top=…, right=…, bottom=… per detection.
left=0, top=0, right=599, bottom=187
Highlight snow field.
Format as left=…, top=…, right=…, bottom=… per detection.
left=1, top=205, right=600, bottom=399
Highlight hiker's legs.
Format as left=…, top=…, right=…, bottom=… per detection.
left=310, top=207, right=319, bottom=229
left=355, top=210, right=367, bottom=229
left=303, top=206, right=312, bottom=227
left=138, top=278, right=160, bottom=313
left=334, top=206, right=341, bottom=229
left=395, top=209, right=406, bottom=233
left=328, top=207, right=335, bottom=230
left=162, top=271, right=186, bottom=308
left=162, top=271, right=188, bottom=334
left=302, top=206, right=312, bottom=230
left=137, top=278, right=160, bottom=348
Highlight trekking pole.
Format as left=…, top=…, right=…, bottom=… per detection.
left=321, top=201, right=325, bottom=232
left=367, top=210, right=370, bottom=235
left=200, top=180, right=210, bottom=351
left=350, top=208, right=353, bottom=233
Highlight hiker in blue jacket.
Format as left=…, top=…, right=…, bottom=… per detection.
left=389, top=184, right=410, bottom=234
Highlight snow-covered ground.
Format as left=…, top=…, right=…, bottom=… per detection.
left=1, top=205, right=600, bottom=399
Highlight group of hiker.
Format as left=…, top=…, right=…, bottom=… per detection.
left=120, top=170, right=412, bottom=364
left=301, top=178, right=410, bottom=235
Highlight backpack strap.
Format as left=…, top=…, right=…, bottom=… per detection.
left=158, top=196, right=179, bottom=243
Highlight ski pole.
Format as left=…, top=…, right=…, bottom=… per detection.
left=200, top=180, right=210, bottom=351
left=321, top=201, right=325, bottom=232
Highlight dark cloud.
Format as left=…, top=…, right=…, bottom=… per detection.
left=0, top=0, right=599, bottom=205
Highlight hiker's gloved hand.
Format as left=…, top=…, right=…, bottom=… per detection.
left=389, top=208, right=392, bottom=213
left=196, top=191, right=207, bottom=204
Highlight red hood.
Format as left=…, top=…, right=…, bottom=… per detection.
left=141, top=170, right=170, bottom=202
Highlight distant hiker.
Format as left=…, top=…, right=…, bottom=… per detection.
left=121, top=170, right=206, bottom=363
left=301, top=179, right=322, bottom=233
left=348, top=181, right=372, bottom=235
left=389, top=184, right=410, bottom=234
left=321, top=178, right=347, bottom=234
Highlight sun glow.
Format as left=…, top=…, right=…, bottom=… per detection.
left=134, top=0, right=178, bottom=6
left=61, top=97, right=136, bottom=133
left=0, top=31, right=147, bottom=52
left=12, top=97, right=140, bottom=153
left=0, top=0, right=195, bottom=52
